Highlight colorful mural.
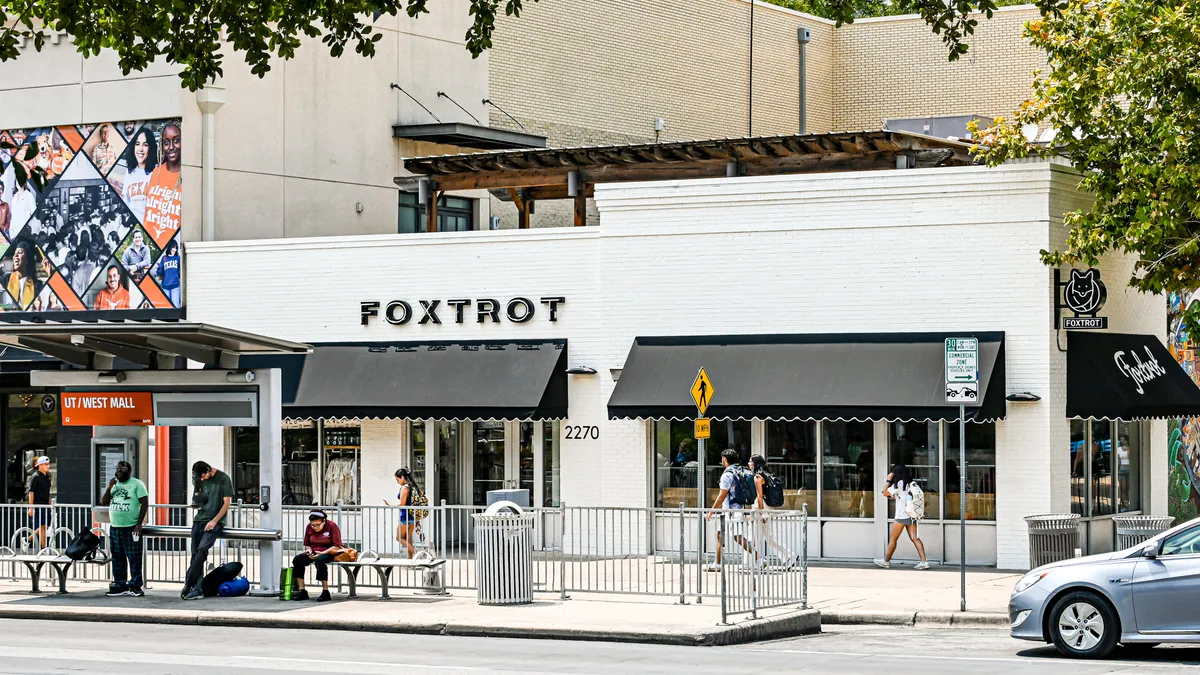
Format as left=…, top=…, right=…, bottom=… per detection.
left=0, top=119, right=182, bottom=315
left=1167, top=291, right=1200, bottom=521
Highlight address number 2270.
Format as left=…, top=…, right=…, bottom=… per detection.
left=565, top=425, right=599, bottom=440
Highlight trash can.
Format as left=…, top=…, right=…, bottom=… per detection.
left=472, top=502, right=535, bottom=605
left=1113, top=515, right=1174, bottom=551
left=1025, top=514, right=1081, bottom=569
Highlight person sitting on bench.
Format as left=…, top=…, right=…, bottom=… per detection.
left=291, top=510, right=344, bottom=602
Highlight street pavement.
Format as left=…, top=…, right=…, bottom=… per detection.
left=4, top=619, right=1199, bottom=674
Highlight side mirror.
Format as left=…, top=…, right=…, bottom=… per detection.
left=1142, top=541, right=1159, bottom=559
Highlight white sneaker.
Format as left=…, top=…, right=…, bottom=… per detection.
left=872, top=558, right=890, bottom=569
left=914, top=561, right=931, bottom=570
left=705, top=563, right=721, bottom=572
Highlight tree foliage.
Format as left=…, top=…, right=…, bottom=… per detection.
left=0, top=0, right=534, bottom=91
left=972, top=0, right=1200, bottom=333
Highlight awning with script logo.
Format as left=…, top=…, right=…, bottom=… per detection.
left=1067, top=332, right=1200, bottom=420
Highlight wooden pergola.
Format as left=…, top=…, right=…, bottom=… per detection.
left=398, top=130, right=977, bottom=230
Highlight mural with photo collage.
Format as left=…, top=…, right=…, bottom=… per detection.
left=1168, top=291, right=1200, bottom=522
left=0, top=119, right=182, bottom=314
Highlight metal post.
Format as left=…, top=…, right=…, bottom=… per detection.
left=559, top=500, right=568, bottom=600
left=678, top=501, right=686, bottom=605
left=719, top=512, right=728, bottom=625
left=696, top=437, right=705, bottom=604
left=959, top=405, right=967, bottom=612
left=253, top=367, right=283, bottom=595
left=801, top=503, right=808, bottom=609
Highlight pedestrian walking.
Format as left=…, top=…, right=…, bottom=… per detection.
left=182, top=461, right=234, bottom=600
left=749, top=455, right=799, bottom=569
left=874, top=462, right=930, bottom=569
left=26, top=456, right=52, bottom=550
left=705, top=448, right=758, bottom=571
left=290, top=510, right=344, bottom=602
left=100, top=460, right=148, bottom=596
left=384, top=467, right=417, bottom=559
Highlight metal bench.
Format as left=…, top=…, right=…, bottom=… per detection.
left=330, top=550, right=448, bottom=599
left=0, top=548, right=111, bottom=594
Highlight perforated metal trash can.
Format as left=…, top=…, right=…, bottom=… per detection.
left=1025, top=514, right=1081, bottom=568
left=472, top=507, right=535, bottom=605
left=1113, top=515, right=1174, bottom=551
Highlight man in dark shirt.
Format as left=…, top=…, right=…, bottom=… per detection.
left=183, top=461, right=234, bottom=600
left=27, top=456, right=52, bottom=550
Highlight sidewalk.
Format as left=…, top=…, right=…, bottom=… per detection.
left=0, top=564, right=1014, bottom=644
left=806, top=562, right=1016, bottom=627
left=0, top=580, right=817, bottom=647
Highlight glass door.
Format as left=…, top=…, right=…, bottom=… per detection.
left=516, top=422, right=536, bottom=501
left=435, top=421, right=462, bottom=505
left=471, top=421, right=506, bottom=505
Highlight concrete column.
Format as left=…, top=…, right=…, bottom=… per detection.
left=195, top=86, right=226, bottom=242
left=254, top=367, right=283, bottom=593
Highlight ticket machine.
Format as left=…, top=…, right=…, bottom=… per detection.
left=91, top=437, right=137, bottom=505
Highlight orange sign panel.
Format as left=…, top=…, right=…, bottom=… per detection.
left=61, top=392, right=154, bottom=426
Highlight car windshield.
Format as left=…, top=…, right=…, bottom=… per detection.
left=1161, top=525, right=1200, bottom=556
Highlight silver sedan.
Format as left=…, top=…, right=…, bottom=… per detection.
left=1010, top=516, right=1200, bottom=658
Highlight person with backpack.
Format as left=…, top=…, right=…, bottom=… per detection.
left=749, top=455, right=799, bottom=569
left=705, top=449, right=759, bottom=571
left=874, top=462, right=930, bottom=569
left=384, top=467, right=419, bottom=559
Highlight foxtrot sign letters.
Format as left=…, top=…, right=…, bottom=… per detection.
left=361, top=297, right=565, bottom=326
left=1055, top=268, right=1109, bottom=330
left=61, top=392, right=153, bottom=426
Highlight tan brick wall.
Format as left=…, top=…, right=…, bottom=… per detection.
left=833, top=7, right=1046, bottom=130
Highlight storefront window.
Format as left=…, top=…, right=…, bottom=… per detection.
left=322, top=424, right=360, bottom=505
left=472, top=421, right=505, bottom=505
left=6, top=394, right=58, bottom=504
left=436, top=421, right=461, bottom=505
left=543, top=421, right=560, bottom=507
left=765, top=421, right=817, bottom=514
left=233, top=424, right=324, bottom=504
left=1116, top=421, right=1141, bottom=512
left=1091, top=420, right=1114, bottom=516
left=822, top=421, right=873, bottom=518
left=410, top=421, right=427, bottom=495
left=704, top=420, right=752, bottom=502
left=888, top=421, right=939, bottom=519
left=519, top=422, right=536, bottom=499
left=945, top=422, right=996, bottom=520
left=654, top=420, right=699, bottom=507
left=1070, top=420, right=1087, bottom=516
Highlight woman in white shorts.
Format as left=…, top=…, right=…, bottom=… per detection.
left=874, top=462, right=929, bottom=569
left=749, top=455, right=800, bottom=569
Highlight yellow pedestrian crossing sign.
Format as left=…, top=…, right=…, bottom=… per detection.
left=690, top=368, right=714, bottom=416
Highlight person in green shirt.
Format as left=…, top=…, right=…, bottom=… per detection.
left=100, top=461, right=148, bottom=596
left=183, top=461, right=234, bottom=600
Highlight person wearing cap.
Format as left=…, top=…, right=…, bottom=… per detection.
left=27, top=456, right=52, bottom=550
left=291, top=510, right=344, bottom=601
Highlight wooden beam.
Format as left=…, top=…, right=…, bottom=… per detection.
left=426, top=190, right=440, bottom=232
left=573, top=194, right=587, bottom=227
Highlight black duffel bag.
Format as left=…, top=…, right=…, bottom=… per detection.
left=201, top=561, right=244, bottom=597
left=65, top=528, right=101, bottom=561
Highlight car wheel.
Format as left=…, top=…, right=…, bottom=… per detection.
left=1049, top=591, right=1119, bottom=659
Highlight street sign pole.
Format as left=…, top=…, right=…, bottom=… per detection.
left=944, top=337, right=977, bottom=613
left=689, top=368, right=714, bottom=605
left=960, top=406, right=966, bottom=612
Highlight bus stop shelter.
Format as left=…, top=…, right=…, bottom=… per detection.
left=0, top=320, right=310, bottom=593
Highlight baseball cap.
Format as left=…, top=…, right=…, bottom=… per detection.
left=35, top=456, right=50, bottom=467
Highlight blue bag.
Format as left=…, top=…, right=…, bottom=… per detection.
left=218, top=576, right=250, bottom=597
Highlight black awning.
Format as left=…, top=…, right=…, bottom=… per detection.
left=1067, top=332, right=1200, bottom=420
left=241, top=340, right=568, bottom=421
left=608, top=332, right=1005, bottom=422
left=392, top=123, right=547, bottom=150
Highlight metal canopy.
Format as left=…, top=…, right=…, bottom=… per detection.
left=393, top=122, right=547, bottom=151
left=0, top=321, right=311, bottom=370
left=608, top=332, right=1006, bottom=422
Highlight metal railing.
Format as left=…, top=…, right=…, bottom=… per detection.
left=0, top=501, right=809, bottom=615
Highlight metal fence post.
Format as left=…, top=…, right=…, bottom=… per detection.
left=801, top=503, right=808, bottom=610
left=719, top=512, right=728, bottom=625
left=678, top=502, right=686, bottom=605
left=559, top=501, right=568, bottom=600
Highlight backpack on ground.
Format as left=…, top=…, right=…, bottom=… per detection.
left=732, top=466, right=757, bottom=507
left=905, top=481, right=926, bottom=521
left=218, top=576, right=251, bottom=597
left=65, top=528, right=101, bottom=561
left=762, top=472, right=786, bottom=508
left=201, top=561, right=244, bottom=597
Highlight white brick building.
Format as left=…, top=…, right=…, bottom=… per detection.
left=185, top=159, right=1174, bottom=570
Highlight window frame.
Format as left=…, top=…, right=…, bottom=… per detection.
left=1069, top=419, right=1143, bottom=519
left=398, top=192, right=476, bottom=233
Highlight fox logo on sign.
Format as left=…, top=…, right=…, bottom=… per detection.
left=1065, top=268, right=1106, bottom=315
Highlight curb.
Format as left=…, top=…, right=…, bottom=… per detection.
left=0, top=604, right=821, bottom=647
left=820, top=609, right=1008, bottom=628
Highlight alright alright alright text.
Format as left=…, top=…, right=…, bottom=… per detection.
left=360, top=297, right=566, bottom=326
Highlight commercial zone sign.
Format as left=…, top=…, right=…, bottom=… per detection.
left=0, top=119, right=183, bottom=319
left=945, top=337, right=979, bottom=404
